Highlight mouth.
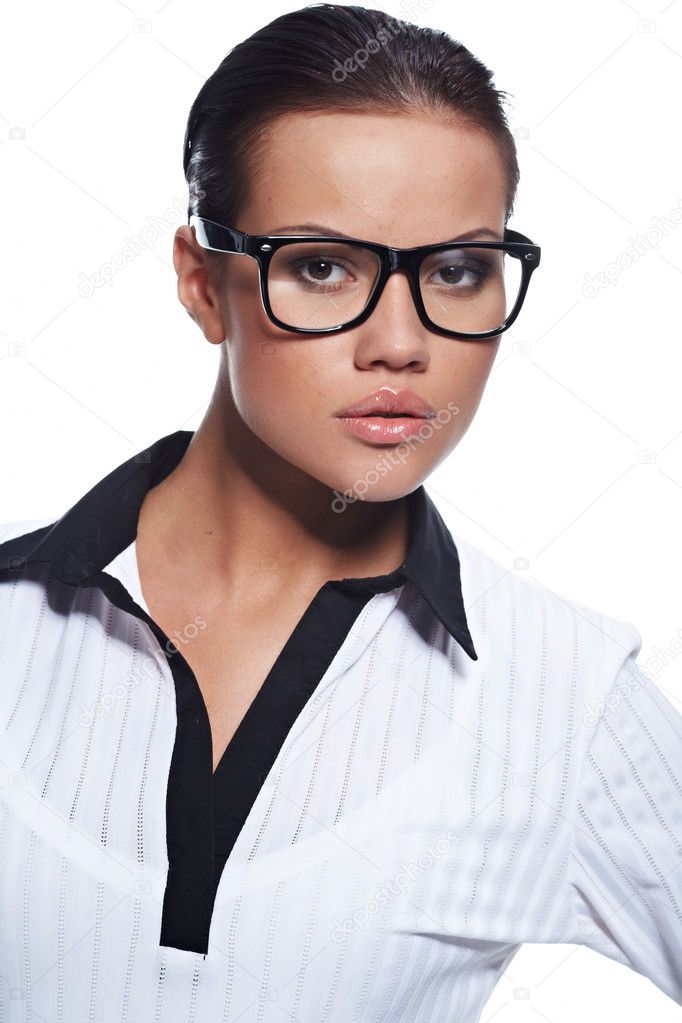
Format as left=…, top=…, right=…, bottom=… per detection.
left=334, top=410, right=434, bottom=445
left=335, top=386, right=437, bottom=420
left=345, top=412, right=417, bottom=418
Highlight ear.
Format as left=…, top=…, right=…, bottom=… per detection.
left=173, top=226, right=226, bottom=345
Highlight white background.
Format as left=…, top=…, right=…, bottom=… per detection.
left=1, top=1, right=681, bottom=1019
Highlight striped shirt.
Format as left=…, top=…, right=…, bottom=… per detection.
left=0, top=428, right=680, bottom=1021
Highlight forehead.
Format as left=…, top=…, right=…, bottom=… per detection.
left=241, top=110, right=507, bottom=247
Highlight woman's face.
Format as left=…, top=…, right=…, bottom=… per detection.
left=175, top=110, right=508, bottom=503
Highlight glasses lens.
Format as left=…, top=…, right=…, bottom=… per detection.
left=420, top=246, right=522, bottom=335
left=268, top=242, right=381, bottom=330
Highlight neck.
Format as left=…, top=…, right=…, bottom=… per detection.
left=137, top=382, right=412, bottom=596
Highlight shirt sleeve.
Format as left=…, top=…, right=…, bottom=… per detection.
left=567, top=644, right=682, bottom=1005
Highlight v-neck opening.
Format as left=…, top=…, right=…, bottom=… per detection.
left=82, top=564, right=388, bottom=955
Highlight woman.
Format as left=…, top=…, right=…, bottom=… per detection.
left=0, top=4, right=680, bottom=1020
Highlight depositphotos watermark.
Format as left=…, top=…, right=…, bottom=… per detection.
left=331, top=3, right=432, bottom=83
left=161, top=614, right=208, bottom=658
left=77, top=614, right=207, bottom=727
left=582, top=658, right=643, bottom=728
left=331, top=400, right=460, bottom=512
left=581, top=198, right=682, bottom=297
left=639, top=626, right=682, bottom=682
left=582, top=626, right=682, bottom=728
left=76, top=189, right=205, bottom=298
left=77, top=650, right=167, bottom=728
left=330, top=829, right=458, bottom=941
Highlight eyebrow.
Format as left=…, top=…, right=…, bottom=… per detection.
left=268, top=223, right=504, bottom=243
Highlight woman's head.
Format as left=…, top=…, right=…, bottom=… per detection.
left=173, top=4, right=522, bottom=504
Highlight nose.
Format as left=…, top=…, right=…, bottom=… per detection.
left=352, top=269, right=430, bottom=370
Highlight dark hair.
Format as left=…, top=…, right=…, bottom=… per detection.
left=184, top=3, right=519, bottom=274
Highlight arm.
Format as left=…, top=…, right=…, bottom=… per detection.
left=568, top=648, right=682, bottom=1004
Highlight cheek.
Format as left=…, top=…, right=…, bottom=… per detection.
left=442, top=341, right=500, bottom=425
left=226, top=334, right=333, bottom=441
left=222, top=264, right=334, bottom=413
left=221, top=283, right=500, bottom=496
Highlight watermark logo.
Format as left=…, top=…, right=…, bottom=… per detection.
left=582, top=199, right=682, bottom=298
left=77, top=614, right=207, bottom=726
left=76, top=189, right=205, bottom=297
left=582, top=628, right=682, bottom=727
left=331, top=3, right=434, bottom=82
left=331, top=400, right=460, bottom=512
left=330, top=829, right=458, bottom=941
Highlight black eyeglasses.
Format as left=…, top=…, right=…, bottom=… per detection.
left=189, top=214, right=541, bottom=340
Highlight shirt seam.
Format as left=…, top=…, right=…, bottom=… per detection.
left=567, top=627, right=612, bottom=945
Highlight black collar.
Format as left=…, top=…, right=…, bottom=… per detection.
left=0, top=429, right=477, bottom=660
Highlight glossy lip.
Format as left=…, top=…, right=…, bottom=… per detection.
left=335, top=385, right=437, bottom=419
left=336, top=415, right=432, bottom=444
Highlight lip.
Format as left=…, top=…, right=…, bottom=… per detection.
left=335, top=386, right=437, bottom=419
left=334, top=386, right=437, bottom=445
left=336, top=415, right=432, bottom=444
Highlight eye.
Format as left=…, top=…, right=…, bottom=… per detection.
left=290, top=257, right=353, bottom=288
left=422, top=249, right=499, bottom=292
left=431, top=262, right=482, bottom=287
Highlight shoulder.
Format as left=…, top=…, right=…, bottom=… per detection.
left=444, top=518, right=642, bottom=683
left=0, top=517, right=59, bottom=589
left=0, top=517, right=56, bottom=544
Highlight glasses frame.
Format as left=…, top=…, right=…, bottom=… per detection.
left=189, top=214, right=542, bottom=340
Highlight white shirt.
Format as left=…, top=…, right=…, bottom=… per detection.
left=0, top=428, right=680, bottom=1021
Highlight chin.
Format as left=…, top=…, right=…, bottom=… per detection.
left=322, top=468, right=421, bottom=512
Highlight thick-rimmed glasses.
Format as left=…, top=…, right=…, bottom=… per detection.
left=189, top=215, right=541, bottom=340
